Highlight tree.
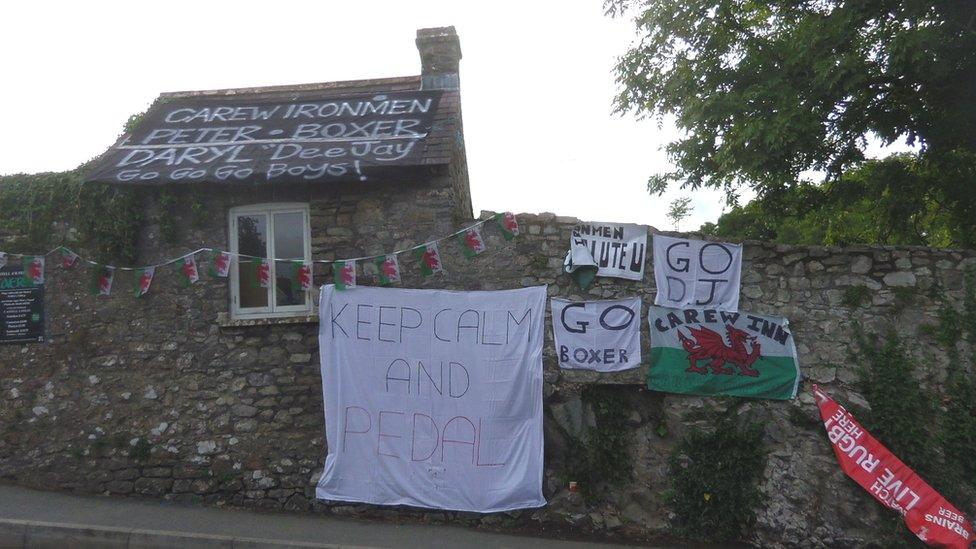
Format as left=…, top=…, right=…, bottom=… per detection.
left=606, top=0, right=976, bottom=246
left=701, top=153, right=973, bottom=247
left=667, top=197, right=693, bottom=231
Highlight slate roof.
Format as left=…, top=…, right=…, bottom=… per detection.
left=153, top=75, right=459, bottom=168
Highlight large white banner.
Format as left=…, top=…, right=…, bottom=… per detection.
left=316, top=285, right=547, bottom=513
left=551, top=297, right=641, bottom=372
left=653, top=235, right=742, bottom=311
left=569, top=222, right=647, bottom=281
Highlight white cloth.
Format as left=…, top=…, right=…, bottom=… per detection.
left=316, top=284, right=547, bottom=513
left=551, top=297, right=641, bottom=372
left=569, top=222, right=647, bottom=281
left=653, top=235, right=742, bottom=311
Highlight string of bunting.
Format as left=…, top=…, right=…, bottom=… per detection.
left=0, top=212, right=520, bottom=296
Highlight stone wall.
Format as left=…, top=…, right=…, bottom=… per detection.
left=1, top=205, right=974, bottom=548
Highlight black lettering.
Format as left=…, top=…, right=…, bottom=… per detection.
left=700, top=243, right=734, bottom=274
left=599, top=304, right=635, bottom=331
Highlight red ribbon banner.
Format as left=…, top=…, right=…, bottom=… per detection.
left=812, top=385, right=972, bottom=548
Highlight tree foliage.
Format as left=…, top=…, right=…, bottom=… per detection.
left=701, top=152, right=976, bottom=247
left=667, top=196, right=693, bottom=230
left=607, top=0, right=976, bottom=246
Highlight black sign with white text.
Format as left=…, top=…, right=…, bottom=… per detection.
left=0, top=268, right=45, bottom=345
left=85, top=90, right=443, bottom=185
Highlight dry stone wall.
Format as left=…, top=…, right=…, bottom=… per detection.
left=1, top=204, right=974, bottom=548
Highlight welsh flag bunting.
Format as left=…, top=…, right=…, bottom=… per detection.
left=91, top=266, right=115, bottom=296
left=22, top=256, right=44, bottom=285
left=60, top=247, right=79, bottom=268
left=255, top=259, right=271, bottom=288
left=494, top=212, right=520, bottom=240
left=134, top=266, right=155, bottom=298
left=457, top=226, right=487, bottom=258
left=414, top=243, right=443, bottom=277
left=209, top=250, right=232, bottom=278
left=0, top=252, right=6, bottom=270
left=334, top=260, right=356, bottom=291
left=180, top=254, right=200, bottom=287
left=375, top=254, right=401, bottom=286
left=293, top=261, right=313, bottom=291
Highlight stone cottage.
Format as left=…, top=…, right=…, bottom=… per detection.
left=0, top=26, right=973, bottom=548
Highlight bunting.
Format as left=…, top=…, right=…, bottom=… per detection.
left=0, top=213, right=516, bottom=298
left=134, top=266, right=155, bottom=298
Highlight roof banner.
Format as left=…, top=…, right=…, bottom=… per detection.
left=85, top=90, right=442, bottom=185
left=812, top=385, right=972, bottom=548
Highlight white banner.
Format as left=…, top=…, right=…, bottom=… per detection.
left=551, top=297, right=641, bottom=372
left=316, top=285, right=547, bottom=513
left=653, top=235, right=742, bottom=311
left=569, top=222, right=647, bottom=281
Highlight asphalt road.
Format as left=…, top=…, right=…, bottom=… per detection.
left=0, top=484, right=647, bottom=548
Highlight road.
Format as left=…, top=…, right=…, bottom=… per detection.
left=0, top=484, right=653, bottom=548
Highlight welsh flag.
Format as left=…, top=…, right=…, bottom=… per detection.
left=91, top=266, right=115, bottom=296
left=254, top=259, right=271, bottom=289
left=0, top=252, right=6, bottom=269
left=209, top=250, right=232, bottom=278
left=293, top=261, right=313, bottom=291
left=457, top=226, right=487, bottom=258
left=180, top=255, right=200, bottom=287
left=134, top=266, right=155, bottom=298
left=60, top=247, right=79, bottom=268
left=494, top=212, right=520, bottom=240
left=22, top=256, right=44, bottom=285
left=334, top=260, right=356, bottom=291
left=375, top=254, right=401, bottom=286
left=648, top=305, right=800, bottom=400
left=414, top=243, right=443, bottom=277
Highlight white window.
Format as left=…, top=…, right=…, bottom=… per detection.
left=229, top=203, right=312, bottom=319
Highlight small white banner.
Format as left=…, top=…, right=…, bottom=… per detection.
left=653, top=235, right=742, bottom=311
left=317, top=285, right=547, bottom=513
left=551, top=297, right=641, bottom=372
left=569, top=222, right=647, bottom=281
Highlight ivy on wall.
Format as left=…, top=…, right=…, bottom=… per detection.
left=0, top=167, right=143, bottom=264
left=561, top=386, right=634, bottom=504
left=850, top=274, right=976, bottom=545
left=0, top=113, right=151, bottom=264
left=665, top=409, right=766, bottom=543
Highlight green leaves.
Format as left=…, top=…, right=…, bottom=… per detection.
left=609, top=0, right=976, bottom=205
left=666, top=414, right=765, bottom=542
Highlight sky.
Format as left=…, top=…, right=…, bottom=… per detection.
left=0, top=0, right=736, bottom=230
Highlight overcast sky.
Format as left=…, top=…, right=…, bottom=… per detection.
left=2, top=2, right=749, bottom=230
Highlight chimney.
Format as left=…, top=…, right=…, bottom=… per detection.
left=416, top=26, right=461, bottom=90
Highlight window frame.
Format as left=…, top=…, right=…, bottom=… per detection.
left=228, top=203, right=313, bottom=320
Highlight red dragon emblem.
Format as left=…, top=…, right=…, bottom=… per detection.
left=465, top=230, right=485, bottom=252
left=256, top=260, right=271, bottom=287
left=214, top=252, right=230, bottom=276
left=339, top=264, right=356, bottom=285
left=423, top=249, right=441, bottom=270
left=677, top=324, right=762, bottom=376
left=297, top=264, right=312, bottom=291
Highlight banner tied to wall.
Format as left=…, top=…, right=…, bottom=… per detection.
left=550, top=297, right=641, bottom=372
left=84, top=90, right=444, bottom=185
left=812, top=385, right=973, bottom=548
left=317, top=285, right=547, bottom=513
left=566, top=222, right=647, bottom=282
left=653, top=235, right=742, bottom=311
left=647, top=305, right=799, bottom=400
